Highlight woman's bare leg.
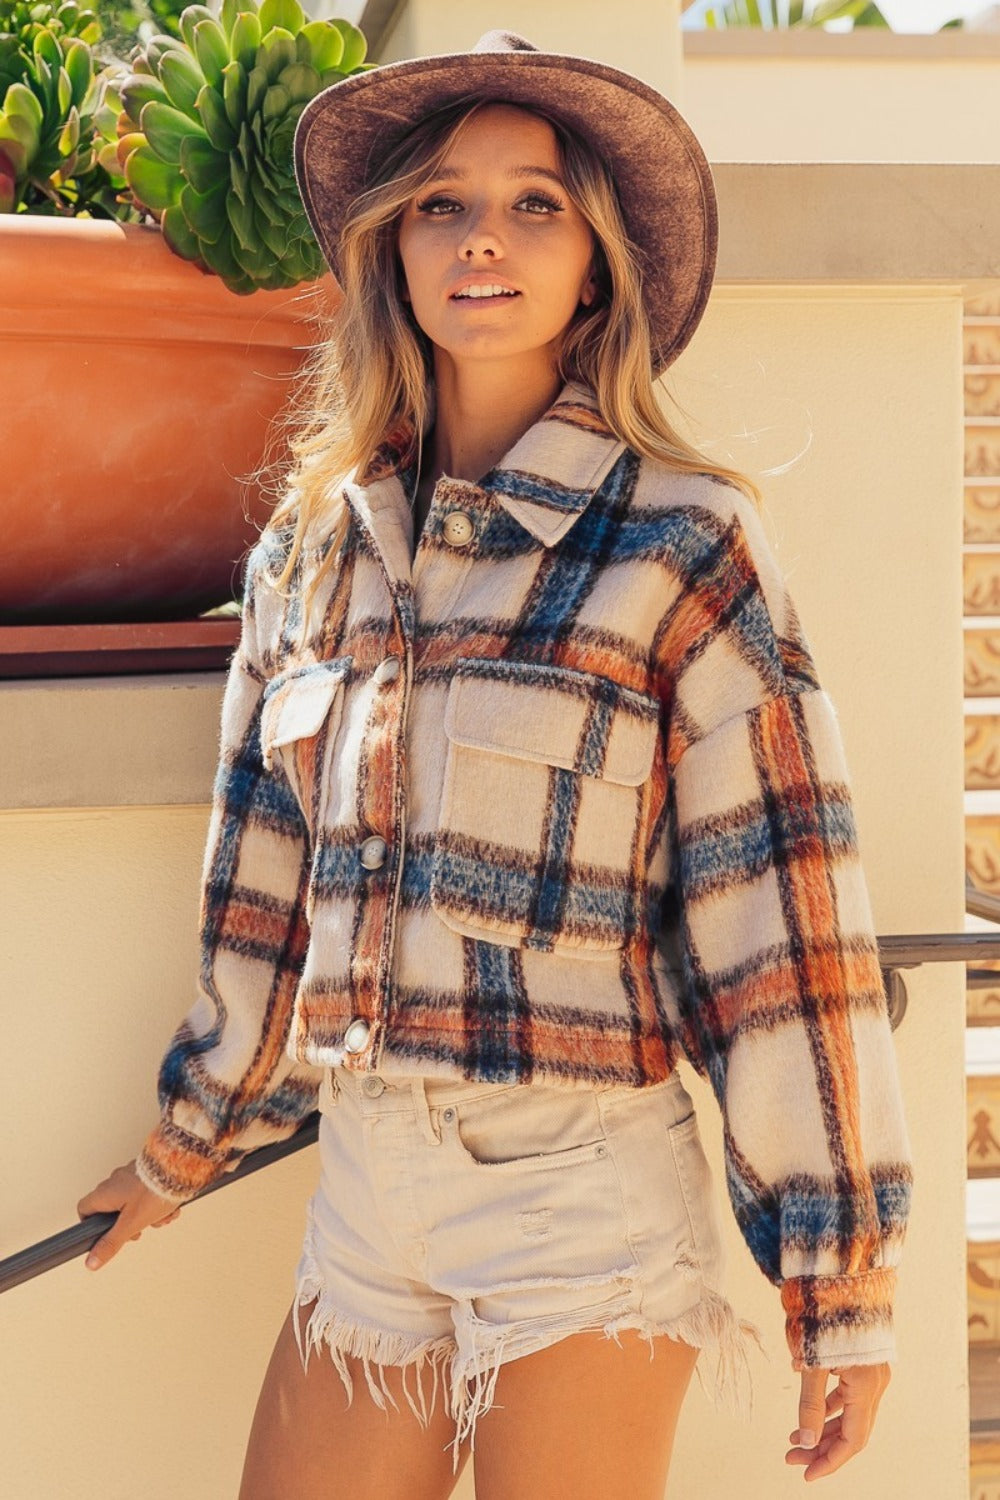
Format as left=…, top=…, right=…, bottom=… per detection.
left=472, top=1329, right=700, bottom=1500
left=238, top=1298, right=471, bottom=1500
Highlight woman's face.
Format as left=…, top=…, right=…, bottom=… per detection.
left=395, top=103, right=598, bottom=377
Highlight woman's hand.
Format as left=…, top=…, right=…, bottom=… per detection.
left=786, top=1363, right=891, bottom=1481
left=76, top=1160, right=183, bottom=1270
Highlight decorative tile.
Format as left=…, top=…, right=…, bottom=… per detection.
left=966, top=428, right=1000, bottom=479
left=966, top=633, right=1000, bottom=697
left=967, top=816, right=1000, bottom=895
left=967, top=488, right=1000, bottom=544
left=965, top=555, right=1000, bottom=615
left=970, top=1436, right=1000, bottom=1500
left=969, top=1077, right=1000, bottom=1179
left=966, top=325, right=1000, bottom=367
left=969, top=978, right=1000, bottom=1028
left=968, top=375, right=1000, bottom=420
left=967, top=717, right=1000, bottom=789
left=967, top=294, right=1000, bottom=318
left=970, top=1241, right=1000, bottom=1343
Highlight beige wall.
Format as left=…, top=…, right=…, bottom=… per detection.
left=681, top=32, right=1000, bottom=163
left=376, top=0, right=684, bottom=95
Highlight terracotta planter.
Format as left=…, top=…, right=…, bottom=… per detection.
left=1, top=216, right=339, bottom=625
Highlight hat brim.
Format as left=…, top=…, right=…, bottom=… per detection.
left=293, top=48, right=717, bottom=375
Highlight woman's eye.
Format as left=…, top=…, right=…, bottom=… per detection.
left=517, top=192, right=564, bottom=215
left=414, top=191, right=565, bottom=217
left=416, top=195, right=461, bottom=215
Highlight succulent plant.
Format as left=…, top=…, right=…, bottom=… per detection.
left=118, top=0, right=368, bottom=294
left=0, top=2, right=128, bottom=214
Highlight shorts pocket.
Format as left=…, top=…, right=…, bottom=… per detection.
left=449, top=1086, right=610, bottom=1172
left=430, top=657, right=660, bottom=956
left=260, top=656, right=353, bottom=835
left=665, top=1109, right=725, bottom=1287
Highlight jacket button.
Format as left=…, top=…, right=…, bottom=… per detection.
left=359, top=835, right=387, bottom=870
left=442, top=510, right=474, bottom=547
left=373, top=655, right=401, bottom=685
left=344, top=1018, right=370, bottom=1053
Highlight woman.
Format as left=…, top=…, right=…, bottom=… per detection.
left=77, top=31, right=913, bottom=1499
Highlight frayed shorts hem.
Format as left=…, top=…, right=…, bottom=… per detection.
left=293, top=1232, right=766, bottom=1475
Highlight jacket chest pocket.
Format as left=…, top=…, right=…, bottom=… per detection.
left=430, top=657, right=660, bottom=957
left=259, top=657, right=353, bottom=837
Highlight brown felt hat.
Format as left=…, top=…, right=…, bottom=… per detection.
left=293, top=30, right=718, bottom=375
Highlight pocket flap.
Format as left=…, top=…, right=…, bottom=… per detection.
left=443, top=658, right=659, bottom=787
left=260, top=658, right=352, bottom=772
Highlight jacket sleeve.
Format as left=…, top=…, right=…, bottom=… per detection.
left=134, top=541, right=324, bottom=1205
left=656, top=480, right=913, bottom=1373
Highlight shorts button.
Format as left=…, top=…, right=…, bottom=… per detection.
left=373, top=655, right=401, bottom=686
left=359, top=835, right=387, bottom=870
left=344, top=1018, right=371, bottom=1053
left=443, top=1107, right=456, bottom=1123
left=442, top=510, right=474, bottom=547
left=362, top=1075, right=385, bottom=1097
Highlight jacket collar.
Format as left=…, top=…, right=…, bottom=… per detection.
left=343, top=380, right=626, bottom=580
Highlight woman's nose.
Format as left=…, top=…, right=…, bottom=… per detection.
left=457, top=205, right=504, bottom=260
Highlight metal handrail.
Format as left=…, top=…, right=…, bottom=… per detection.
left=4, top=888, right=1000, bottom=1297
left=0, top=1113, right=319, bottom=1295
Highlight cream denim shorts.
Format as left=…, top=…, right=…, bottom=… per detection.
left=293, top=1065, right=765, bottom=1468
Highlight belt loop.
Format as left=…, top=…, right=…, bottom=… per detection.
left=411, top=1078, right=442, bottom=1145
left=324, top=1067, right=341, bottom=1108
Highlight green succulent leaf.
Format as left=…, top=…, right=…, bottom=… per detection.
left=260, top=80, right=288, bottom=123
left=225, top=182, right=255, bottom=247
left=180, top=176, right=228, bottom=242
left=276, top=60, right=318, bottom=104
left=299, top=20, right=343, bottom=72
left=192, top=18, right=230, bottom=91
left=218, top=0, right=240, bottom=39
left=179, top=130, right=225, bottom=193
left=330, top=20, right=366, bottom=72
left=179, top=4, right=217, bottom=52
left=5, top=83, right=44, bottom=133
left=259, top=0, right=304, bottom=37
left=142, top=99, right=206, bottom=165
left=126, top=142, right=182, bottom=211
left=57, top=103, right=79, bottom=156
left=229, top=10, right=261, bottom=71
left=258, top=27, right=295, bottom=81
left=33, top=27, right=62, bottom=72
left=62, top=39, right=92, bottom=107
left=194, top=80, right=236, bottom=150
left=121, top=74, right=172, bottom=120
left=245, top=62, right=267, bottom=115
left=196, top=218, right=250, bottom=284
left=159, top=49, right=204, bottom=115
left=161, top=199, right=202, bottom=260
left=221, top=58, right=246, bottom=130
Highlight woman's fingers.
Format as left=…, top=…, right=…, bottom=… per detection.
left=76, top=1161, right=182, bottom=1270
left=786, top=1364, right=891, bottom=1480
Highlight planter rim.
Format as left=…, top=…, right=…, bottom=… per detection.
left=0, top=215, right=338, bottom=330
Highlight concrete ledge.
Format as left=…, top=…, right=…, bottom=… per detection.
left=712, top=163, right=1000, bottom=286
left=683, top=29, right=1000, bottom=59
left=1, top=674, right=224, bottom=810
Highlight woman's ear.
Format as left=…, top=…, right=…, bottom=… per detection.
left=580, top=271, right=598, bottom=309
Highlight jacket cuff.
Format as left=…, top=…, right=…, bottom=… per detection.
left=781, top=1267, right=898, bottom=1370
left=134, top=1119, right=240, bottom=1206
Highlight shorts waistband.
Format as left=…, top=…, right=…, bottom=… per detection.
left=324, top=1064, right=687, bottom=1116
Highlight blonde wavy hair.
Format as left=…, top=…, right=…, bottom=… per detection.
left=259, top=94, right=762, bottom=615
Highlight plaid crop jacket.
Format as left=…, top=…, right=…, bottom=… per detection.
left=136, top=379, right=913, bottom=1374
